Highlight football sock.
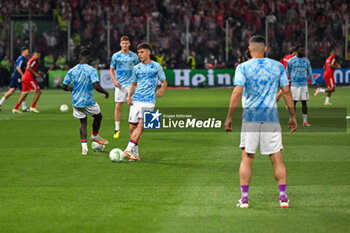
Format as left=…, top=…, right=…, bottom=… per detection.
left=240, top=185, right=249, bottom=202
left=115, top=121, right=120, bottom=131
left=0, top=96, right=5, bottom=105
left=81, top=139, right=88, bottom=150
left=134, top=145, right=139, bottom=156
left=126, top=139, right=138, bottom=151
left=91, top=131, right=98, bottom=138
left=278, top=184, right=288, bottom=200
left=325, top=97, right=330, bottom=103
left=22, top=101, right=27, bottom=110
left=302, top=114, right=307, bottom=123
left=319, top=88, right=326, bottom=93
left=14, top=103, right=20, bottom=110
left=31, top=101, right=37, bottom=108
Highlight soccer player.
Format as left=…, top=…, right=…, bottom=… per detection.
left=124, top=43, right=167, bottom=161
left=62, top=49, right=109, bottom=155
left=319, top=49, right=341, bottom=105
left=0, top=47, right=29, bottom=112
left=12, top=50, right=42, bottom=114
left=224, top=35, right=297, bottom=208
left=276, top=46, right=296, bottom=102
left=286, top=45, right=317, bottom=126
left=110, top=36, right=139, bottom=139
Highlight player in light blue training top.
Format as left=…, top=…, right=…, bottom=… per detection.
left=63, top=49, right=110, bottom=155
left=286, top=45, right=317, bottom=126
left=124, top=43, right=167, bottom=161
left=110, top=36, right=140, bottom=139
left=225, top=35, right=297, bottom=209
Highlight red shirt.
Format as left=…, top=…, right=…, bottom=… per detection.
left=280, top=54, right=294, bottom=69
left=324, top=55, right=337, bottom=78
left=22, top=56, right=38, bottom=81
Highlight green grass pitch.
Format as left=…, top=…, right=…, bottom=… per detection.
left=0, top=88, right=349, bottom=233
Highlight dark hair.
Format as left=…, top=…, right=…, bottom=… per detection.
left=137, top=43, right=151, bottom=51
left=249, top=35, right=266, bottom=45
left=21, top=47, right=28, bottom=52
left=79, top=49, right=90, bottom=58
left=244, top=49, right=252, bottom=60
left=33, top=49, right=41, bottom=54
left=289, top=46, right=296, bottom=54
left=295, top=44, right=304, bottom=51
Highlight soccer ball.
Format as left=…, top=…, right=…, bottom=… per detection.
left=60, top=104, right=69, bottom=112
left=91, top=141, right=105, bottom=152
left=109, top=148, right=125, bottom=162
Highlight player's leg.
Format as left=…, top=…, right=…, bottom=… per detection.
left=18, top=82, right=29, bottom=112
left=91, top=112, right=109, bottom=145
left=114, top=102, right=123, bottom=138
left=324, top=77, right=335, bottom=105
left=13, top=92, right=28, bottom=114
left=79, top=117, right=88, bottom=155
left=125, top=118, right=143, bottom=161
left=0, top=88, right=15, bottom=111
left=129, top=122, right=137, bottom=136
left=276, top=89, right=283, bottom=102
left=30, top=89, right=42, bottom=113
left=301, top=100, right=310, bottom=126
left=269, top=151, right=289, bottom=208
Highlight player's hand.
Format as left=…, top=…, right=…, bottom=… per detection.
left=156, top=89, right=164, bottom=98
left=104, top=91, right=109, bottom=99
left=288, top=116, right=297, bottom=134
left=113, top=80, right=121, bottom=87
left=224, top=117, right=232, bottom=132
left=127, top=96, right=133, bottom=105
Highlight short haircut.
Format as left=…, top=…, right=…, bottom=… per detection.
left=33, top=49, right=41, bottom=54
left=289, top=46, right=296, bottom=54
left=295, top=44, right=304, bottom=51
left=79, top=49, right=90, bottom=58
left=244, top=49, right=252, bottom=60
left=120, top=36, right=130, bottom=42
left=21, top=47, right=28, bottom=52
left=249, top=35, right=266, bottom=45
left=137, top=43, right=151, bottom=51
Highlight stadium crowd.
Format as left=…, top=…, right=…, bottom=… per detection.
left=0, top=0, right=348, bottom=71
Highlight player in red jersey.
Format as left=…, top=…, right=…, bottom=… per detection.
left=12, top=51, right=42, bottom=114
left=318, top=49, right=341, bottom=105
left=277, top=46, right=296, bottom=102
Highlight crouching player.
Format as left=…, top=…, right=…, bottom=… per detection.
left=124, top=43, right=167, bottom=161
left=62, top=49, right=109, bottom=155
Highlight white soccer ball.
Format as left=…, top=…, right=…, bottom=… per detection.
left=91, top=141, right=105, bottom=152
left=109, top=148, right=125, bottom=162
left=60, top=104, right=69, bottom=112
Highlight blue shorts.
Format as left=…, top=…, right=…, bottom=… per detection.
left=9, top=74, right=22, bottom=90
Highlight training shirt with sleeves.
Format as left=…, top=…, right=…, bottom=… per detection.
left=234, top=58, right=289, bottom=122
left=110, top=51, right=139, bottom=87
left=12, top=55, right=27, bottom=78
left=131, top=61, right=166, bottom=104
left=63, top=64, right=100, bottom=108
left=286, top=56, right=315, bottom=87
left=323, top=55, right=337, bottom=78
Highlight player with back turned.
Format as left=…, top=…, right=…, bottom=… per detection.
left=62, top=49, right=109, bottom=155
left=225, top=35, right=297, bottom=208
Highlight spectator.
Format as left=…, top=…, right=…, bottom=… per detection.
left=187, top=51, right=196, bottom=69
left=0, top=55, right=11, bottom=88
left=55, top=55, right=68, bottom=70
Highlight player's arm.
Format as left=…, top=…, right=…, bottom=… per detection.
left=127, top=82, right=137, bottom=105
left=281, top=85, right=297, bottom=134
left=156, top=80, right=167, bottom=98
left=307, top=61, right=316, bottom=88
left=16, top=66, right=24, bottom=76
left=109, top=67, right=120, bottom=87
left=93, top=82, right=109, bottom=99
left=62, top=84, right=73, bottom=92
left=224, top=85, right=243, bottom=132
left=27, top=66, right=40, bottom=77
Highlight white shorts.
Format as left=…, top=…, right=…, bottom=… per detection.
left=115, top=86, right=130, bottom=103
left=240, top=122, right=283, bottom=155
left=291, top=86, right=309, bottom=101
left=73, top=103, right=101, bottom=119
left=128, top=101, right=155, bottom=124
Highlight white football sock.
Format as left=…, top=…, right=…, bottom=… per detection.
left=319, top=88, right=326, bottom=93
left=115, top=121, right=120, bottom=131
left=91, top=133, right=99, bottom=139
left=22, top=101, right=27, bottom=110
left=0, top=96, right=5, bottom=105
left=81, top=142, right=88, bottom=150
left=302, top=114, right=308, bottom=123
left=125, top=141, right=136, bottom=152
left=133, top=145, right=139, bottom=156
left=325, top=97, right=330, bottom=103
